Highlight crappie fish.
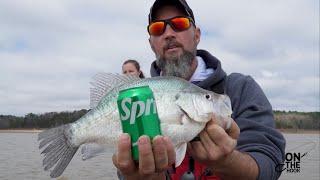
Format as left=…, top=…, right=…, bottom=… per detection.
left=38, top=73, right=232, bottom=178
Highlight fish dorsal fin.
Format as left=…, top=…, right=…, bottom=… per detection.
left=90, top=73, right=141, bottom=108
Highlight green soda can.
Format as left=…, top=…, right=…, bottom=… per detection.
left=117, top=85, right=162, bottom=160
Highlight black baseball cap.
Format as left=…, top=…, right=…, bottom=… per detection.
left=148, top=0, right=195, bottom=24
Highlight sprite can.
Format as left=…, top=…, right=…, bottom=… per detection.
left=117, top=85, right=162, bottom=160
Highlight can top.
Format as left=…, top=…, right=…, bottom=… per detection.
left=119, top=86, right=150, bottom=93
left=118, top=86, right=152, bottom=98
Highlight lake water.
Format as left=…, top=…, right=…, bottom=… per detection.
left=0, top=132, right=319, bottom=180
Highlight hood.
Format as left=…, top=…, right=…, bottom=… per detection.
left=150, top=49, right=227, bottom=94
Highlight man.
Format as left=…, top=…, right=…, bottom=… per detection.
left=113, top=0, right=286, bottom=179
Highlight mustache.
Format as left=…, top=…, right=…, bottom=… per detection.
left=163, top=40, right=183, bottom=50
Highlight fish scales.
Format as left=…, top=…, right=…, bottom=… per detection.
left=71, top=77, right=201, bottom=145
left=38, top=73, right=232, bottom=178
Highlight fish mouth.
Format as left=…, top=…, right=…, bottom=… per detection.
left=177, top=106, right=206, bottom=142
left=178, top=105, right=193, bottom=124
left=177, top=106, right=203, bottom=142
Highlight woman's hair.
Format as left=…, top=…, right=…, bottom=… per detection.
left=123, top=59, right=145, bottom=78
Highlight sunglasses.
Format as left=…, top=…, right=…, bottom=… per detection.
left=148, top=16, right=194, bottom=36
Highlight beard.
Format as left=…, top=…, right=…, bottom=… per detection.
left=156, top=49, right=196, bottom=80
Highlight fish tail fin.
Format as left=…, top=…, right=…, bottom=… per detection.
left=38, top=124, right=78, bottom=178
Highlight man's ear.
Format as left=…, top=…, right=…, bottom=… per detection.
left=149, top=38, right=156, bottom=53
left=195, top=27, right=201, bottom=45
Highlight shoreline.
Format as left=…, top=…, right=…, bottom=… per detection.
left=278, top=129, right=319, bottom=134
left=0, top=128, right=319, bottom=134
left=0, top=129, right=43, bottom=133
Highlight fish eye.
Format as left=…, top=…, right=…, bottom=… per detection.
left=205, top=94, right=211, bottom=100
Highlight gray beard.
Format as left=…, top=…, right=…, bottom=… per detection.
left=156, top=50, right=195, bottom=80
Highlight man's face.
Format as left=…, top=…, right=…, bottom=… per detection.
left=149, top=5, right=201, bottom=79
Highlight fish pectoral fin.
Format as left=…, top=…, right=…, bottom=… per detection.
left=174, top=142, right=187, bottom=167
left=81, top=143, right=107, bottom=160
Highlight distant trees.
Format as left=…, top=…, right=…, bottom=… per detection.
left=274, top=111, right=320, bottom=130
left=0, top=109, right=319, bottom=130
left=0, top=115, right=24, bottom=129
left=0, top=109, right=88, bottom=129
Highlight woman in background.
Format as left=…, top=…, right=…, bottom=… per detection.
left=122, top=59, right=145, bottom=78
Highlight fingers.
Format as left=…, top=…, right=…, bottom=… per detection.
left=207, top=116, right=239, bottom=140
left=152, top=136, right=168, bottom=172
left=114, top=134, right=175, bottom=177
left=138, top=135, right=156, bottom=175
left=204, top=124, right=237, bottom=158
left=227, top=119, right=240, bottom=139
left=199, top=130, right=220, bottom=160
left=113, top=133, right=136, bottom=175
left=163, top=136, right=176, bottom=166
left=188, top=141, right=208, bottom=161
left=139, top=135, right=176, bottom=174
left=189, top=117, right=239, bottom=164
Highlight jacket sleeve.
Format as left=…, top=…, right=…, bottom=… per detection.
left=225, top=73, right=286, bottom=180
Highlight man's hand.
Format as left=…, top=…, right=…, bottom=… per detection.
left=112, top=134, right=175, bottom=180
left=188, top=116, right=239, bottom=167
left=188, top=117, right=258, bottom=180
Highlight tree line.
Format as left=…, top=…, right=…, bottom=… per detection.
left=0, top=109, right=88, bottom=129
left=0, top=109, right=319, bottom=130
left=274, top=110, right=319, bottom=130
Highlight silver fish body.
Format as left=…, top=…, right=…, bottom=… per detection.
left=38, top=73, right=232, bottom=178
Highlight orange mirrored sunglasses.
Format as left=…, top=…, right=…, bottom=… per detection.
left=148, top=16, right=194, bottom=36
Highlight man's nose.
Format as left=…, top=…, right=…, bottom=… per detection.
left=163, top=24, right=176, bottom=39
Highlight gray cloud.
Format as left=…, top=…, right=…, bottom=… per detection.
left=0, top=0, right=318, bottom=115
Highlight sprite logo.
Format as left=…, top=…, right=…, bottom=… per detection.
left=120, top=98, right=157, bottom=124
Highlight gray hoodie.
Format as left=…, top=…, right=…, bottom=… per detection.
left=150, top=49, right=286, bottom=180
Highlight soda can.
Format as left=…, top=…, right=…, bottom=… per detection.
left=117, top=85, right=162, bottom=160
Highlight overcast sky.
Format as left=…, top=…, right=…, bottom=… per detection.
left=0, top=0, right=319, bottom=116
